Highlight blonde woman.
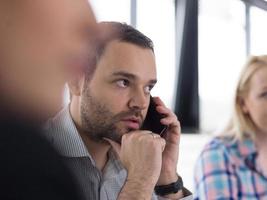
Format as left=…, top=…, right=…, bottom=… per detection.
left=194, top=55, right=267, bottom=199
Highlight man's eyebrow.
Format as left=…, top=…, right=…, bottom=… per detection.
left=112, top=71, right=157, bottom=84
left=112, top=71, right=136, bottom=80
left=149, top=79, right=157, bottom=85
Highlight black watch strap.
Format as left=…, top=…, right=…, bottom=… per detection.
left=154, top=175, right=183, bottom=196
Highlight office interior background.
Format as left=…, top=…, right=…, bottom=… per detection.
left=66, top=0, right=266, bottom=191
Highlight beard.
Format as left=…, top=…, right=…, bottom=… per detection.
left=80, top=87, right=143, bottom=144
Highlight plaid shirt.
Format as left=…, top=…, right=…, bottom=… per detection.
left=194, top=137, right=267, bottom=200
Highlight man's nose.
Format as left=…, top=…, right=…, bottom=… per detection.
left=128, top=88, right=148, bottom=110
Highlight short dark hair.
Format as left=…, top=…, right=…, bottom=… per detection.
left=102, top=21, right=154, bottom=52
left=85, top=22, right=154, bottom=82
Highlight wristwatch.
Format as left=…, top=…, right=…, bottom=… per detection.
left=154, top=175, right=183, bottom=196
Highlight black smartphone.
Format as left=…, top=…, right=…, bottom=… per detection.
left=141, top=96, right=168, bottom=136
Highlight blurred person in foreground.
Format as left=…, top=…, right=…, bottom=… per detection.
left=194, top=55, right=267, bottom=199
left=0, top=0, right=101, bottom=199
left=45, top=22, right=192, bottom=200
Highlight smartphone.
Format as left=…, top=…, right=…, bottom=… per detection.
left=141, top=96, right=168, bottom=136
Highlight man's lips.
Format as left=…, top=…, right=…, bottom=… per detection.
left=121, top=117, right=142, bottom=130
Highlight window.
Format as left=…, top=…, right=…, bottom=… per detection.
left=198, top=0, right=246, bottom=133
left=250, top=6, right=267, bottom=55
left=137, top=0, right=176, bottom=108
left=90, top=0, right=131, bottom=23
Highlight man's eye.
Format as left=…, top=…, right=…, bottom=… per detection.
left=116, top=80, right=129, bottom=88
left=260, top=91, right=267, bottom=98
left=144, top=85, right=153, bottom=94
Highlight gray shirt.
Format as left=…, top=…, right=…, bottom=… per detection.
left=44, top=106, right=192, bottom=200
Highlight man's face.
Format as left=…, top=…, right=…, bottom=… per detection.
left=0, top=0, right=100, bottom=120
left=80, top=41, right=157, bottom=143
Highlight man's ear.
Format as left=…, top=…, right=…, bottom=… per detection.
left=68, top=76, right=85, bottom=97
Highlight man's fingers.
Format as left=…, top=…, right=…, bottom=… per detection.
left=152, top=96, right=166, bottom=107
left=150, top=133, right=166, bottom=152
left=104, top=138, right=121, bottom=156
left=159, top=137, right=166, bottom=152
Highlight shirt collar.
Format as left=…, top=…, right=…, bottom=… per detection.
left=234, top=138, right=258, bottom=171
left=237, top=138, right=257, bottom=158
left=221, top=137, right=257, bottom=168
left=45, top=106, right=92, bottom=159
left=45, top=106, right=124, bottom=172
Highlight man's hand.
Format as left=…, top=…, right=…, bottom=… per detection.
left=105, top=131, right=166, bottom=200
left=152, top=97, right=181, bottom=184
left=152, top=97, right=184, bottom=199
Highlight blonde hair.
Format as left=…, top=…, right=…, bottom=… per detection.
left=224, top=55, right=267, bottom=140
